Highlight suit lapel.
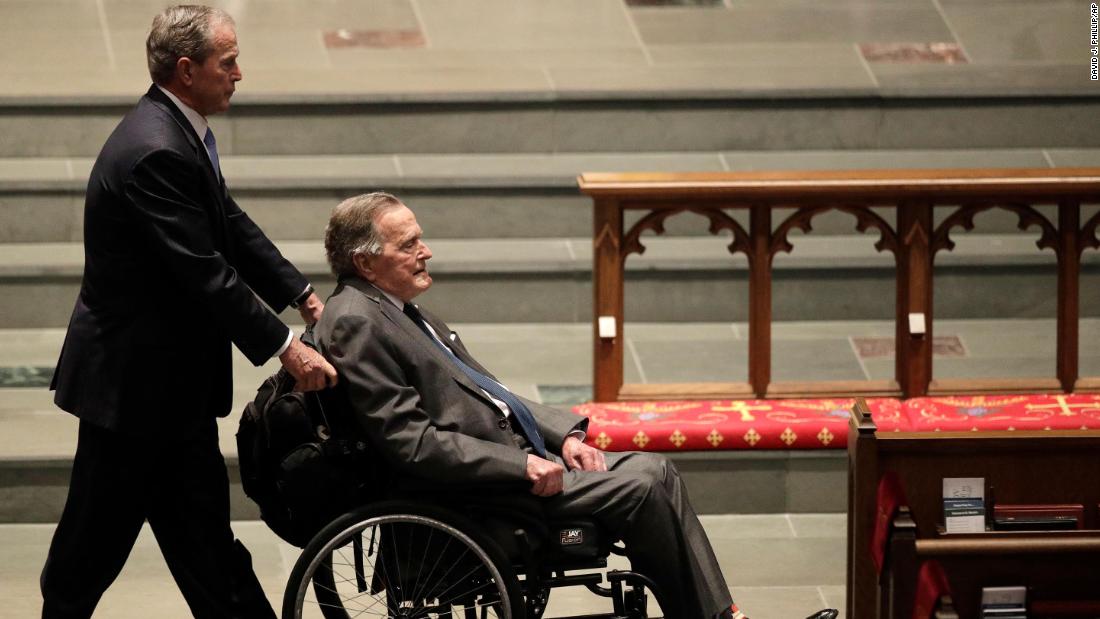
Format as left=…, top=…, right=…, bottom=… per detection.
left=345, top=279, right=496, bottom=406
left=417, top=307, right=497, bottom=379
left=386, top=303, right=499, bottom=405
left=144, top=85, right=232, bottom=252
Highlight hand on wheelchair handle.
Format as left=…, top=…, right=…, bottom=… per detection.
left=525, top=454, right=564, bottom=496
left=279, top=337, right=338, bottom=392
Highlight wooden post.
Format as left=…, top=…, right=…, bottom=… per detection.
left=1057, top=201, right=1081, bottom=393
left=748, top=205, right=772, bottom=398
left=848, top=399, right=880, bottom=619
left=593, top=198, right=624, bottom=402
left=884, top=508, right=919, bottom=619
left=896, top=203, right=934, bottom=398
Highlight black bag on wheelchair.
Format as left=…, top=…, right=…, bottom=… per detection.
left=236, top=331, right=375, bottom=548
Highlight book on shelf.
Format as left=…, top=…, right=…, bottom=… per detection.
left=992, top=503, right=1083, bottom=531
left=943, top=477, right=985, bottom=534
left=981, top=586, right=1026, bottom=619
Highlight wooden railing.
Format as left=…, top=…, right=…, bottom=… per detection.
left=578, top=169, right=1100, bottom=402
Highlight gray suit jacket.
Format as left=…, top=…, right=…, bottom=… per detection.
left=315, top=277, right=587, bottom=485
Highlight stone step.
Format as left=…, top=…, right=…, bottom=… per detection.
left=6, top=313, right=1100, bottom=523
left=0, top=439, right=843, bottom=523
left=1, top=235, right=1097, bottom=328
left=2, top=149, right=1098, bottom=243
left=0, top=321, right=861, bottom=523
left=4, top=94, right=1100, bottom=158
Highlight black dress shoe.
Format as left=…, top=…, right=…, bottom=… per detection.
left=805, top=610, right=838, bottom=619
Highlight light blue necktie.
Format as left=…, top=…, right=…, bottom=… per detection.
left=203, top=127, right=221, bottom=180
left=404, top=303, right=548, bottom=457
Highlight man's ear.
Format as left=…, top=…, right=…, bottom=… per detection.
left=177, top=57, right=194, bottom=86
left=352, top=253, right=376, bottom=282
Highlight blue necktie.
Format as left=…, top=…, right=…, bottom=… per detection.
left=403, top=303, right=547, bottom=457
left=203, top=127, right=221, bottom=180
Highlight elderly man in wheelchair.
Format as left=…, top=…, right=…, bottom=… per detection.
left=244, top=192, right=837, bottom=619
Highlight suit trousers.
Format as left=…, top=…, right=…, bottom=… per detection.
left=544, top=451, right=732, bottom=619
left=40, top=420, right=275, bottom=619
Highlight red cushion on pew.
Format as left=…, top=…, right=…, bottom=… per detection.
left=572, top=398, right=905, bottom=451
left=903, top=394, right=1100, bottom=432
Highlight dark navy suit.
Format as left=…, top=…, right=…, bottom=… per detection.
left=42, top=85, right=304, bottom=618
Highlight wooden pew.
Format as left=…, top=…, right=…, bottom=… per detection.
left=883, top=507, right=1100, bottom=618
left=847, top=399, right=1100, bottom=618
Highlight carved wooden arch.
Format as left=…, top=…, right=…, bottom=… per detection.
left=768, top=204, right=899, bottom=258
left=932, top=202, right=1059, bottom=257
left=621, top=206, right=751, bottom=259
left=1082, top=207, right=1100, bottom=254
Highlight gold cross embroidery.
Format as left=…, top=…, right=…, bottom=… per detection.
left=633, top=431, right=650, bottom=449
left=711, top=401, right=772, bottom=422
left=1025, top=395, right=1097, bottom=417
left=706, top=429, right=724, bottom=447
left=742, top=428, right=761, bottom=447
left=817, top=428, right=834, bottom=446
left=594, top=432, right=612, bottom=450
left=669, top=430, right=687, bottom=448
left=780, top=428, right=797, bottom=446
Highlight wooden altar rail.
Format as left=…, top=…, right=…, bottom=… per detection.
left=577, top=169, right=1100, bottom=402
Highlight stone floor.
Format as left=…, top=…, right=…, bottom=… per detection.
left=0, top=0, right=1094, bottom=102
left=3, top=316, right=1092, bottom=614
left=1, top=317, right=1094, bottom=616
left=0, top=513, right=847, bottom=619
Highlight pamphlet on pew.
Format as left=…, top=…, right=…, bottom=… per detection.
left=943, top=477, right=986, bottom=533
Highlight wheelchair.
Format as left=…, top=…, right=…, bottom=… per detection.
left=281, top=495, right=667, bottom=619
left=242, top=343, right=665, bottom=619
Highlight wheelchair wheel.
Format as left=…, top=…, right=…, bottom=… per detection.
left=283, top=501, right=523, bottom=619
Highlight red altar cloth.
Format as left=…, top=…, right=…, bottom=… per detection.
left=572, top=398, right=905, bottom=451
left=903, top=393, right=1100, bottom=432
left=573, top=394, right=1100, bottom=451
